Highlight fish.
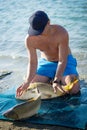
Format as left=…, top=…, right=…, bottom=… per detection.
left=16, top=79, right=78, bottom=100
left=31, top=82, right=62, bottom=99
left=3, top=94, right=41, bottom=120
left=16, top=82, right=64, bottom=100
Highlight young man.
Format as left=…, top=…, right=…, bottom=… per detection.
left=17, top=10, right=80, bottom=97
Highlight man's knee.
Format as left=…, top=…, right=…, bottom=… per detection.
left=69, top=82, right=80, bottom=94
left=62, top=75, right=80, bottom=94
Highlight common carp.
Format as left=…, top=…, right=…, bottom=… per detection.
left=16, top=79, right=78, bottom=100
left=3, top=94, right=41, bottom=120
left=16, top=82, right=58, bottom=100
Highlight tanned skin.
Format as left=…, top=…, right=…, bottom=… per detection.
left=17, top=21, right=80, bottom=97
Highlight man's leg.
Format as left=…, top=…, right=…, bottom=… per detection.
left=31, top=74, right=80, bottom=95
left=62, top=75, right=80, bottom=94
left=31, top=74, right=50, bottom=83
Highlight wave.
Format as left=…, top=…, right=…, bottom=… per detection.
left=0, top=54, right=28, bottom=60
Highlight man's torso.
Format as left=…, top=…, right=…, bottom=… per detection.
left=28, top=25, right=71, bottom=61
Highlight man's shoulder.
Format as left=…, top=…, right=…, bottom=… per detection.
left=25, top=34, right=36, bottom=49
left=25, top=34, right=36, bottom=43
left=52, top=24, right=68, bottom=33
left=25, top=34, right=44, bottom=49
left=49, top=24, right=67, bottom=37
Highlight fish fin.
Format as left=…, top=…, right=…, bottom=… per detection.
left=27, top=83, right=38, bottom=90
left=64, top=79, right=79, bottom=90
left=27, top=94, right=41, bottom=102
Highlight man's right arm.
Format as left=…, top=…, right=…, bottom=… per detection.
left=16, top=35, right=37, bottom=97
left=25, top=35, right=38, bottom=83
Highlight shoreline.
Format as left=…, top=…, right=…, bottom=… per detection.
left=0, top=120, right=85, bottom=130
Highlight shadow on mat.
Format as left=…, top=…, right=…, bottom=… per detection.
left=13, top=121, right=81, bottom=130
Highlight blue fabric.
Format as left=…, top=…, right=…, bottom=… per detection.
left=0, top=84, right=87, bottom=129
left=36, top=55, right=78, bottom=78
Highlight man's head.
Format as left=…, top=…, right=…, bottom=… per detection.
left=28, top=10, right=49, bottom=36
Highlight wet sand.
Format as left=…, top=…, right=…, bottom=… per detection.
left=0, top=120, right=83, bottom=130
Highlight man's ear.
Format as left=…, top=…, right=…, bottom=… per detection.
left=47, top=20, right=50, bottom=25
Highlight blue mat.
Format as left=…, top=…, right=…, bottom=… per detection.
left=0, top=84, right=87, bottom=129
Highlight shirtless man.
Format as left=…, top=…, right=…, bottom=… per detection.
left=17, top=10, right=80, bottom=97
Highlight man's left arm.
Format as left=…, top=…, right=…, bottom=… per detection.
left=53, top=31, right=69, bottom=93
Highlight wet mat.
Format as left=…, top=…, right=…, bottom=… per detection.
left=0, top=85, right=87, bottom=129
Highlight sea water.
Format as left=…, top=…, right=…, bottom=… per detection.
left=0, top=0, right=87, bottom=92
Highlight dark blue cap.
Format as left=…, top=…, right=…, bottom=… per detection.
left=28, top=11, right=49, bottom=36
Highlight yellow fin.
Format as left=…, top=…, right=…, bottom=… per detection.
left=64, top=79, right=79, bottom=91
left=27, top=83, right=37, bottom=90
left=28, top=94, right=41, bottom=102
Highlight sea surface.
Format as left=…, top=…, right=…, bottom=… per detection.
left=0, top=0, right=87, bottom=92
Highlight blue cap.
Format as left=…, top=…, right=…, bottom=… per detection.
left=28, top=11, right=49, bottom=36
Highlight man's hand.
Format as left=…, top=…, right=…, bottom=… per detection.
left=16, top=81, right=29, bottom=97
left=53, top=82, right=66, bottom=94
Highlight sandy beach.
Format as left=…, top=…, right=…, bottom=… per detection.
left=0, top=120, right=83, bottom=130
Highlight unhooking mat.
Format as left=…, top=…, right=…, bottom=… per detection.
left=0, top=84, right=87, bottom=129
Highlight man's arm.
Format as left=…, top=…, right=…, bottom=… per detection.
left=55, top=33, right=69, bottom=80
left=53, top=30, right=69, bottom=93
left=25, top=35, right=37, bottom=83
left=16, top=35, right=37, bottom=96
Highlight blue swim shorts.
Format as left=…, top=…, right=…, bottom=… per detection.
left=36, top=55, right=79, bottom=79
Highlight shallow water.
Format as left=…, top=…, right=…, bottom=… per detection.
left=0, top=0, right=87, bottom=92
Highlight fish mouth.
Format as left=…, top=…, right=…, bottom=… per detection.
left=3, top=110, right=19, bottom=120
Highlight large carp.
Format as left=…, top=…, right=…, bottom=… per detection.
left=16, top=82, right=61, bottom=100
left=3, top=94, right=41, bottom=120
left=16, top=80, right=78, bottom=100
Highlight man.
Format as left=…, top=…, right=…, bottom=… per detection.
left=17, top=10, right=80, bottom=97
